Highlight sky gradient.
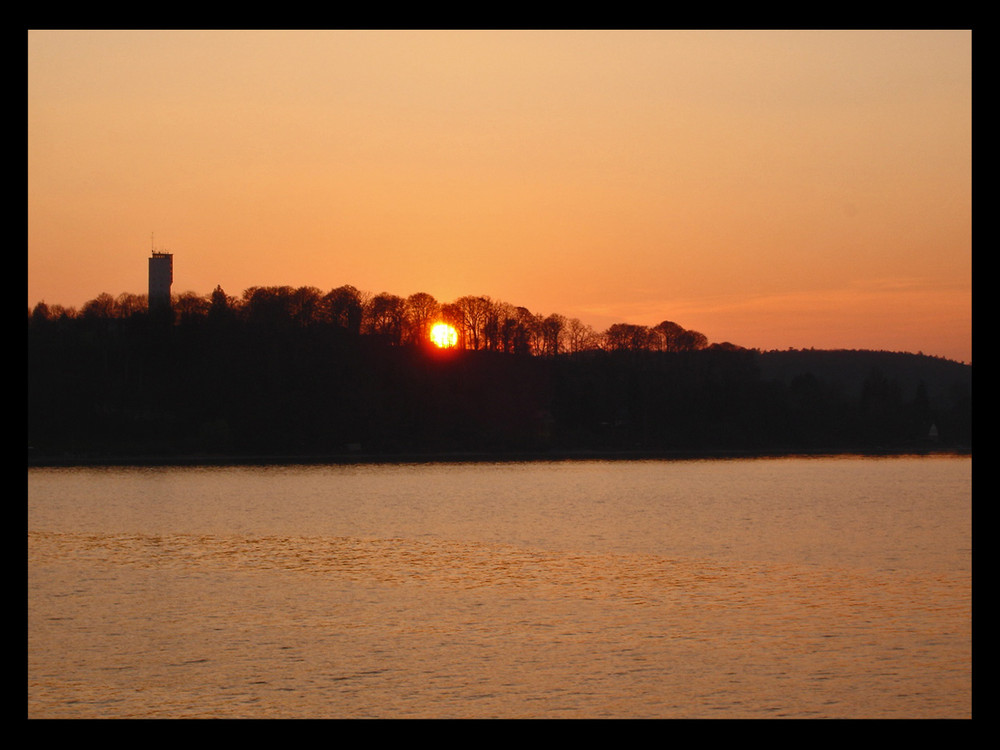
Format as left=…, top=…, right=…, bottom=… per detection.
left=27, top=30, right=972, bottom=362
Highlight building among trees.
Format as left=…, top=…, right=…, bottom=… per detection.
left=148, top=251, right=173, bottom=313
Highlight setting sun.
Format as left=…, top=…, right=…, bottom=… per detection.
left=429, top=322, right=458, bottom=348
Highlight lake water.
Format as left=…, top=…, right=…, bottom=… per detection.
left=27, top=455, right=972, bottom=718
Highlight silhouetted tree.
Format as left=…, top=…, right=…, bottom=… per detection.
left=81, top=292, right=116, bottom=320
left=453, top=295, right=494, bottom=351
left=208, top=285, right=235, bottom=324
left=30, top=301, right=51, bottom=326
left=174, top=291, right=210, bottom=324
left=366, top=292, right=406, bottom=344
left=512, top=306, right=540, bottom=355
left=405, top=292, right=439, bottom=345
left=653, top=320, right=685, bottom=351
left=486, top=301, right=520, bottom=353
left=540, top=313, right=567, bottom=356
left=114, top=292, right=146, bottom=318
left=323, top=285, right=365, bottom=335
left=603, top=323, right=655, bottom=352
left=289, top=286, right=324, bottom=327
left=676, top=328, right=708, bottom=352
left=566, top=317, right=601, bottom=353
left=242, top=286, right=297, bottom=329
left=482, top=299, right=509, bottom=352
left=439, top=302, right=466, bottom=348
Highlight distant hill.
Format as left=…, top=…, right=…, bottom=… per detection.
left=756, top=349, right=971, bottom=412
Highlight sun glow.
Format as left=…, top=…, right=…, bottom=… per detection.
left=429, top=322, right=458, bottom=348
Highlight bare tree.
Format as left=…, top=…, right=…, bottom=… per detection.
left=539, top=313, right=567, bottom=356
left=81, top=292, right=116, bottom=319
left=174, top=291, right=210, bottom=323
left=322, top=285, right=366, bottom=335
left=439, top=302, right=466, bottom=348
left=453, top=295, right=494, bottom=350
left=289, top=286, right=324, bottom=327
left=114, top=292, right=146, bottom=318
left=405, top=292, right=440, bottom=345
left=481, top=298, right=507, bottom=351
left=675, top=328, right=708, bottom=351
left=485, top=300, right=518, bottom=353
left=652, top=320, right=684, bottom=351
left=510, top=306, right=541, bottom=355
left=603, top=322, right=657, bottom=352
left=365, top=292, right=407, bottom=344
left=32, top=302, right=74, bottom=321
left=566, top=317, right=600, bottom=353
left=242, top=286, right=295, bottom=327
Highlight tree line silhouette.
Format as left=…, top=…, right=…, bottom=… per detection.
left=29, top=285, right=724, bottom=355
left=28, top=285, right=971, bottom=460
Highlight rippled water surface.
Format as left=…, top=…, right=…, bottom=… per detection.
left=28, top=456, right=972, bottom=718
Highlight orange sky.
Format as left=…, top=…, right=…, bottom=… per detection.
left=27, top=30, right=972, bottom=362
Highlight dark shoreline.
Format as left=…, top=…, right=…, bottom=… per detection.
left=27, top=445, right=971, bottom=468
